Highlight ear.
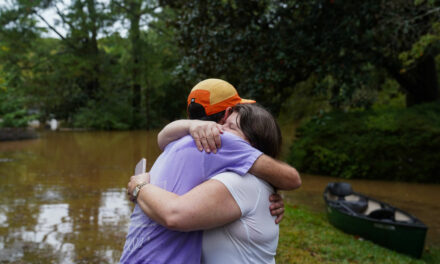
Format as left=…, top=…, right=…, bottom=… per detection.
left=219, top=107, right=233, bottom=124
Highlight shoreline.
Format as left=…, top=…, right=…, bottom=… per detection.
left=0, top=128, right=38, bottom=141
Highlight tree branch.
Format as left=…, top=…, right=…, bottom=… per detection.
left=34, top=12, right=66, bottom=40
left=113, top=1, right=131, bottom=14
left=33, top=11, right=78, bottom=50
left=55, top=5, right=75, bottom=32
left=410, top=7, right=440, bottom=23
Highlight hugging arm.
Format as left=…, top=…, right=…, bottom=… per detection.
left=133, top=176, right=241, bottom=232
left=250, top=155, right=301, bottom=190
left=157, top=120, right=222, bottom=153
left=158, top=120, right=301, bottom=191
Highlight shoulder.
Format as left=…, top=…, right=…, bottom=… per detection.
left=218, top=132, right=260, bottom=157
left=164, top=135, right=196, bottom=152
left=212, top=172, right=272, bottom=215
left=212, top=171, right=245, bottom=185
left=213, top=172, right=271, bottom=190
left=220, top=132, right=251, bottom=146
left=212, top=172, right=259, bottom=195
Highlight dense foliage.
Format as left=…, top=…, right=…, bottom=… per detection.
left=288, top=102, right=440, bottom=182
left=0, top=0, right=184, bottom=129
left=162, top=0, right=440, bottom=112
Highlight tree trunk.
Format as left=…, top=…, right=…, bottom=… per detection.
left=85, top=0, right=100, bottom=100
left=128, top=0, right=143, bottom=128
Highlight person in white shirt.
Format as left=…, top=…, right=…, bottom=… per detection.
left=202, top=172, right=279, bottom=263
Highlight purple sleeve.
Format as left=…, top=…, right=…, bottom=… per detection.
left=203, top=132, right=263, bottom=178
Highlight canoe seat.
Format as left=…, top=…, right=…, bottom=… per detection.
left=340, top=196, right=368, bottom=214
left=395, top=211, right=412, bottom=222
left=364, top=200, right=381, bottom=215
left=368, top=208, right=394, bottom=221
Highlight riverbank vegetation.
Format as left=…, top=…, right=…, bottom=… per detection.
left=288, top=102, right=440, bottom=183
left=276, top=205, right=440, bottom=264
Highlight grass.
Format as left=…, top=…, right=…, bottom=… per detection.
left=276, top=205, right=440, bottom=264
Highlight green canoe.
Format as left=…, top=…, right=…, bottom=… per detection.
left=323, top=182, right=428, bottom=258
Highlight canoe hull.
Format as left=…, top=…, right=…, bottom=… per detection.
left=326, top=204, right=427, bottom=258
left=323, top=182, right=427, bottom=259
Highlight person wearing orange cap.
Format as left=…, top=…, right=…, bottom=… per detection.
left=157, top=78, right=300, bottom=191
left=187, top=78, right=256, bottom=122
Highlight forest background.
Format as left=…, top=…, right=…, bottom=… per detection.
left=1, top=0, right=439, bottom=182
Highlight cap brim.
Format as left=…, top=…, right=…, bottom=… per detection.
left=239, top=98, right=256, bottom=104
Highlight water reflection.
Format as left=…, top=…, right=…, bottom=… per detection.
left=0, top=131, right=160, bottom=263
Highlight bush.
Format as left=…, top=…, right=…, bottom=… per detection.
left=72, top=97, right=131, bottom=130
left=0, top=89, right=37, bottom=128
left=288, top=102, right=440, bottom=183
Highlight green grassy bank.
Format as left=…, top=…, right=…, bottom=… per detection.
left=276, top=205, right=440, bottom=264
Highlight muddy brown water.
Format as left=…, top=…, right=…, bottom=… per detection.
left=0, top=131, right=439, bottom=262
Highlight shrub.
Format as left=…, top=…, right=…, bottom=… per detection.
left=288, top=102, right=440, bottom=183
left=0, top=90, right=37, bottom=128
left=72, top=98, right=131, bottom=130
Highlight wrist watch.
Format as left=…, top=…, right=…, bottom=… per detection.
left=132, top=182, right=148, bottom=199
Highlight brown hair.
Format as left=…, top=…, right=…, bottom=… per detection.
left=232, top=104, right=282, bottom=158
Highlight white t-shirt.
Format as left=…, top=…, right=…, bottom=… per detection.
left=201, top=172, right=279, bottom=264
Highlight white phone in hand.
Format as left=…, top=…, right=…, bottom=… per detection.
left=135, top=158, right=147, bottom=175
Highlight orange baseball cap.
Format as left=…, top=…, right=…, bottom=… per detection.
left=187, top=79, right=256, bottom=117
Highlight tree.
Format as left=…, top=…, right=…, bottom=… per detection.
left=161, top=0, right=440, bottom=112
left=110, top=0, right=163, bottom=127
left=160, top=0, right=300, bottom=114
left=305, top=0, right=440, bottom=107
left=1, top=0, right=123, bottom=119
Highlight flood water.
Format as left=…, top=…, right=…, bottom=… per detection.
left=0, top=131, right=439, bottom=263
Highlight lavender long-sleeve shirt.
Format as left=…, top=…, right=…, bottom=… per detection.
left=120, top=132, right=262, bottom=264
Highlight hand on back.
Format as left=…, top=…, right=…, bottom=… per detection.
left=189, top=120, right=223, bottom=153
left=269, top=193, right=285, bottom=224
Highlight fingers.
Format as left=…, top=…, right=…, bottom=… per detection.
left=206, top=136, right=217, bottom=154
left=205, top=124, right=223, bottom=153
left=270, top=206, right=284, bottom=224
left=269, top=193, right=283, bottom=202
left=200, top=136, right=211, bottom=153
left=212, top=125, right=222, bottom=151
left=269, top=193, right=285, bottom=224
left=127, top=173, right=150, bottom=202
left=270, top=205, right=284, bottom=215
left=275, top=213, right=284, bottom=224
left=270, top=202, right=284, bottom=212
left=190, top=121, right=223, bottom=154
left=127, top=181, right=135, bottom=202
left=128, top=176, right=136, bottom=192
left=194, top=137, right=204, bottom=152
left=191, top=128, right=209, bottom=152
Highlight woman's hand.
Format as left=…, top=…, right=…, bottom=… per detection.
left=269, top=193, right=285, bottom=224
left=127, top=172, right=150, bottom=202
left=189, top=120, right=223, bottom=153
